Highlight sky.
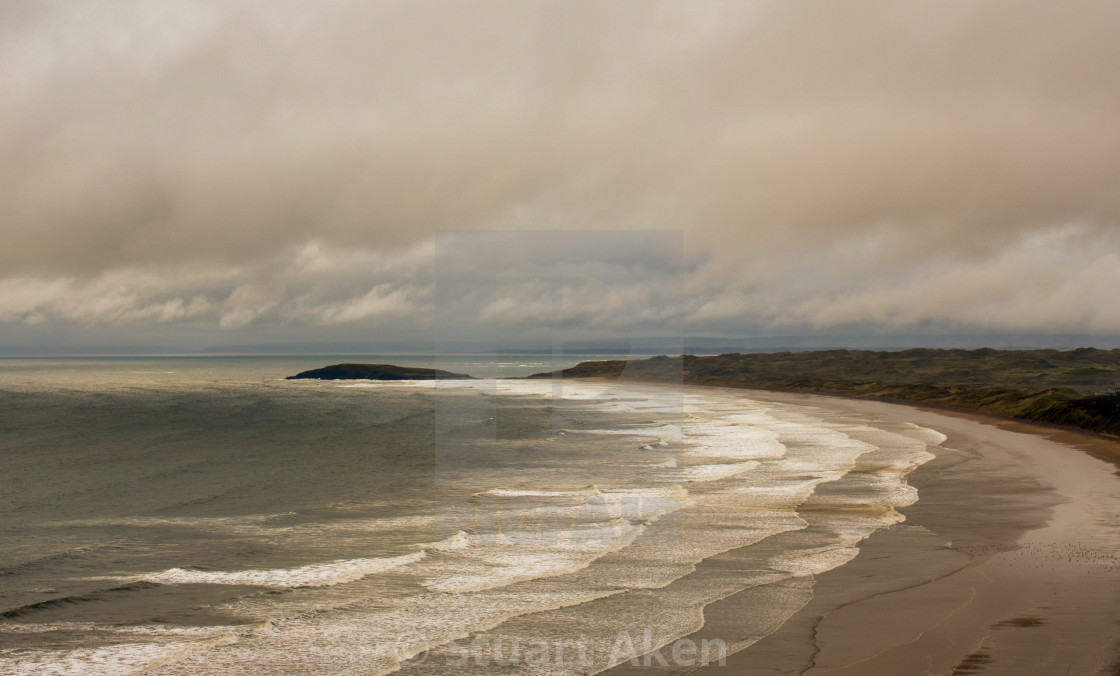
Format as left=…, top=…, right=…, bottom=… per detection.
left=2, top=1, right=1119, bottom=353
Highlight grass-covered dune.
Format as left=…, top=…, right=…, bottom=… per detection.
left=527, top=348, right=1120, bottom=438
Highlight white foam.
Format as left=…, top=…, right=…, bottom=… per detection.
left=116, top=552, right=425, bottom=588
left=0, top=622, right=271, bottom=676
left=51, top=512, right=436, bottom=544
left=431, top=530, right=472, bottom=551
left=49, top=512, right=297, bottom=528
left=419, top=522, right=649, bottom=593
left=422, top=551, right=613, bottom=594
left=600, top=486, right=689, bottom=500
left=659, top=460, right=760, bottom=483
left=683, top=423, right=787, bottom=460
left=413, top=485, right=692, bottom=594
left=0, top=622, right=256, bottom=636
left=479, top=486, right=602, bottom=498
left=568, top=424, right=683, bottom=445
left=770, top=546, right=862, bottom=576
left=904, top=422, right=949, bottom=445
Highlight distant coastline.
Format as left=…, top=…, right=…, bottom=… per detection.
left=527, top=348, right=1120, bottom=439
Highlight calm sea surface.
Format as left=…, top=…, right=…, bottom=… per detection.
left=0, top=356, right=942, bottom=674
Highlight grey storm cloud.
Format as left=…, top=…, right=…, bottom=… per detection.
left=1, top=0, right=1119, bottom=340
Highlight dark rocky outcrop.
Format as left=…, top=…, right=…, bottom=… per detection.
left=286, top=363, right=476, bottom=380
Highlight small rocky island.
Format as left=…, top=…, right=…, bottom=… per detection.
left=286, top=363, right=477, bottom=380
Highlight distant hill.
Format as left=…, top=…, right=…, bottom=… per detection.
left=527, top=348, right=1120, bottom=438
left=287, top=364, right=476, bottom=380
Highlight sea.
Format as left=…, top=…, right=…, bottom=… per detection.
left=0, top=356, right=944, bottom=674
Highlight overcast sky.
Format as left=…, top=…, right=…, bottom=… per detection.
left=2, top=1, right=1119, bottom=352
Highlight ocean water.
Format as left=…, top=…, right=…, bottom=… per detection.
left=0, top=357, right=943, bottom=674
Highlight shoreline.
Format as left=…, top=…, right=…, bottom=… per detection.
left=657, top=377, right=1120, bottom=460
left=599, top=386, right=1120, bottom=675
left=761, top=385, right=1120, bottom=466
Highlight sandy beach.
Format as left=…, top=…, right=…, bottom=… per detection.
left=609, top=389, right=1120, bottom=676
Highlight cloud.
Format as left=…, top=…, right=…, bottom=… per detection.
left=310, top=284, right=415, bottom=325
left=2, top=226, right=1120, bottom=340
left=0, top=271, right=221, bottom=326
left=686, top=223, right=1120, bottom=334
left=1, top=1, right=1118, bottom=341
left=0, top=240, right=434, bottom=330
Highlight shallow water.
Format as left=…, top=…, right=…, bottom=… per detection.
left=0, top=358, right=943, bottom=674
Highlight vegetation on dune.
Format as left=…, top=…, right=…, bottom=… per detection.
left=527, top=349, right=1120, bottom=438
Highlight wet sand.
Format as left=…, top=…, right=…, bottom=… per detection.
left=611, top=390, right=1120, bottom=675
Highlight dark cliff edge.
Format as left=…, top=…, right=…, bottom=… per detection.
left=526, top=349, right=1120, bottom=439
left=286, top=363, right=477, bottom=380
